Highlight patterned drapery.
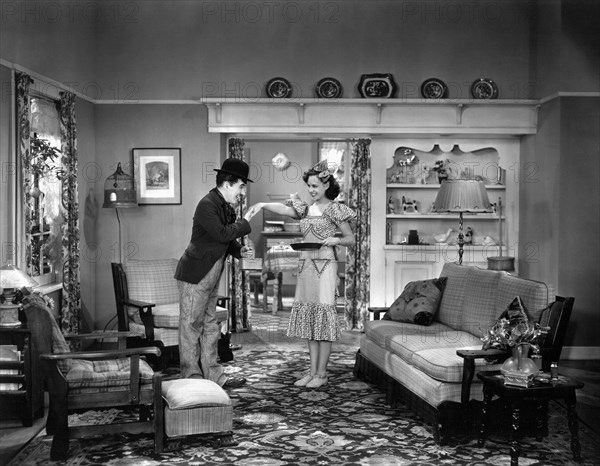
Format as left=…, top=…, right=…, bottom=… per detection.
left=15, top=72, right=33, bottom=269
left=345, top=138, right=371, bottom=330
left=15, top=71, right=81, bottom=336
left=59, top=91, right=81, bottom=335
left=227, top=138, right=250, bottom=332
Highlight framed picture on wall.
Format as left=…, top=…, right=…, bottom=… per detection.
left=132, top=148, right=182, bottom=205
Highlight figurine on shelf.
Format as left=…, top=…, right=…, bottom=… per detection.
left=464, top=226, right=474, bottom=245
left=433, top=228, right=454, bottom=244
left=388, top=195, right=395, bottom=214
left=482, top=235, right=498, bottom=246
left=402, top=196, right=418, bottom=214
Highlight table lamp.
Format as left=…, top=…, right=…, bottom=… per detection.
left=0, top=264, right=38, bottom=327
left=433, top=180, right=492, bottom=265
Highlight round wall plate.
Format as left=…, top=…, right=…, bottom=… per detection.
left=420, top=78, right=448, bottom=99
left=471, top=78, right=499, bottom=99
left=266, top=77, right=292, bottom=98
left=315, top=77, right=343, bottom=98
left=358, top=73, right=397, bottom=98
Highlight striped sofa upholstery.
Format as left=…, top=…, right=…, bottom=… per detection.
left=359, top=263, right=554, bottom=409
left=123, top=259, right=229, bottom=348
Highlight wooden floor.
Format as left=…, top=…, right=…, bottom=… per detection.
left=1, top=306, right=599, bottom=466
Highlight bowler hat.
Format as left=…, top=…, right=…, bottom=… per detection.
left=214, top=158, right=254, bottom=183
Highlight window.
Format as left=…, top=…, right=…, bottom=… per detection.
left=25, top=95, right=64, bottom=284
left=318, top=141, right=351, bottom=203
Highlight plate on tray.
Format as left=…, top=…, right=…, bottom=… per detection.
left=290, top=242, right=322, bottom=251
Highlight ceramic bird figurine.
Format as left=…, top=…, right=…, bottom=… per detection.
left=433, top=228, right=454, bottom=244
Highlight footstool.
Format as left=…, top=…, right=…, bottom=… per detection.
left=155, top=378, right=234, bottom=452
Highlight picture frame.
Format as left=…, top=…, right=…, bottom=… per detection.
left=132, top=148, right=182, bottom=205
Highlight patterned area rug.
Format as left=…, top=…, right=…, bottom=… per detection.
left=9, top=343, right=600, bottom=465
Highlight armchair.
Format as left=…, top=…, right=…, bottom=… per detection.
left=21, top=293, right=164, bottom=460
left=111, top=260, right=229, bottom=368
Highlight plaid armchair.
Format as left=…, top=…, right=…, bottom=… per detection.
left=112, top=259, right=229, bottom=368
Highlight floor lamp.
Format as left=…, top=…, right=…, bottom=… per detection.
left=103, top=163, right=138, bottom=263
left=433, top=180, right=492, bottom=265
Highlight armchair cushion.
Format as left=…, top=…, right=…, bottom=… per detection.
left=67, top=358, right=154, bottom=389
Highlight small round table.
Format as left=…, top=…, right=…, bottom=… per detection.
left=477, top=370, right=584, bottom=466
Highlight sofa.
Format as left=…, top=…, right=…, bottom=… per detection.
left=112, top=259, right=229, bottom=365
left=354, top=262, right=574, bottom=443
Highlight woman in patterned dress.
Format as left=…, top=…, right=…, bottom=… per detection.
left=245, top=160, right=355, bottom=388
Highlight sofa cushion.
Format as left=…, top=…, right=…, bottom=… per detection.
left=123, top=258, right=179, bottom=306
left=411, top=346, right=504, bottom=383
left=383, top=277, right=447, bottom=326
left=459, top=266, right=501, bottom=335
left=437, top=263, right=470, bottom=329
left=496, top=273, right=554, bottom=322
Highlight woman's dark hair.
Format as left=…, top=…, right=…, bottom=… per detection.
left=216, top=171, right=242, bottom=187
left=302, top=169, right=341, bottom=200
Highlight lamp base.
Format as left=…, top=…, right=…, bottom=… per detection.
left=0, top=302, right=22, bottom=327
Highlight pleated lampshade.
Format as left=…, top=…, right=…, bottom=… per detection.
left=433, top=180, right=492, bottom=213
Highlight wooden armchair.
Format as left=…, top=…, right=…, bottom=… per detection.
left=111, top=261, right=229, bottom=368
left=21, top=292, right=164, bottom=460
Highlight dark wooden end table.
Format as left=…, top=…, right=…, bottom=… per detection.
left=477, top=370, right=584, bottom=466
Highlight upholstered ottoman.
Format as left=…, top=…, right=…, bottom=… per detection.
left=155, top=378, right=234, bottom=452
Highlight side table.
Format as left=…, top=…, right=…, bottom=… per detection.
left=477, top=370, right=584, bottom=466
left=0, top=325, right=44, bottom=426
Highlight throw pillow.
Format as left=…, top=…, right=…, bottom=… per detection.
left=383, top=277, right=447, bottom=326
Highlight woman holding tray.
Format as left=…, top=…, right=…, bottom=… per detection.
left=245, top=160, right=355, bottom=388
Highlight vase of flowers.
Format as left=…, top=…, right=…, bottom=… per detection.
left=481, top=297, right=549, bottom=387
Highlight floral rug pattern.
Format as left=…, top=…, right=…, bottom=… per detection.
left=9, top=344, right=600, bottom=465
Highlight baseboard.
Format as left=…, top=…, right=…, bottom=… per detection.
left=561, top=346, right=600, bottom=360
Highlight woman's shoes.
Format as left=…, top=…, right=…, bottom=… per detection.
left=306, top=374, right=328, bottom=389
left=294, top=372, right=314, bottom=386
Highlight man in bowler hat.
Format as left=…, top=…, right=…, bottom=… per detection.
left=175, top=158, right=254, bottom=388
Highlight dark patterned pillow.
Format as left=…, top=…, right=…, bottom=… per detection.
left=384, top=277, right=448, bottom=326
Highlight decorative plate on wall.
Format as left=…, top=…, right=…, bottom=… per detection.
left=315, top=77, right=343, bottom=98
left=470, top=78, right=499, bottom=99
left=266, top=77, right=292, bottom=98
left=358, top=73, right=397, bottom=98
left=420, top=78, right=448, bottom=99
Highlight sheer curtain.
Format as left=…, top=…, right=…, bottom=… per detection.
left=345, top=138, right=371, bottom=330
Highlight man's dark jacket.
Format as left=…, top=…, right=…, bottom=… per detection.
left=175, top=188, right=251, bottom=284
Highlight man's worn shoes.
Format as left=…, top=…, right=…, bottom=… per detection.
left=223, top=376, right=247, bottom=389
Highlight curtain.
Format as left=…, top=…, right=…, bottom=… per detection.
left=15, top=72, right=33, bottom=271
left=59, top=91, right=81, bottom=335
left=227, top=138, right=250, bottom=332
left=345, top=138, right=371, bottom=330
